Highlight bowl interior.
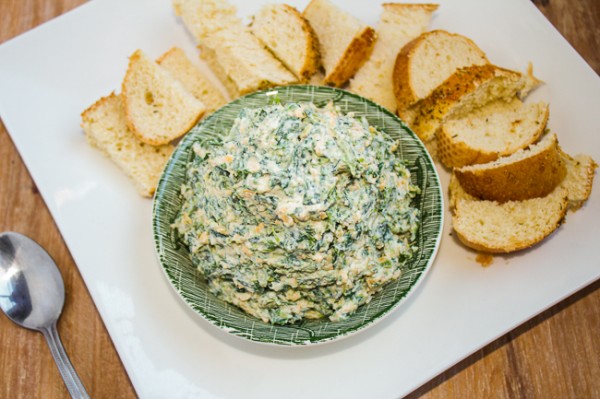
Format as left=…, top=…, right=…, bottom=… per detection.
left=153, top=85, right=443, bottom=346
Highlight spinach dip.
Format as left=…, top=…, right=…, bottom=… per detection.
left=173, top=101, right=420, bottom=325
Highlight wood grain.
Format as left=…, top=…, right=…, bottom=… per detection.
left=0, top=1, right=598, bottom=398
left=0, top=1, right=138, bottom=398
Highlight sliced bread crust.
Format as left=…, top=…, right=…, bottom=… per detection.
left=454, top=133, right=566, bottom=202
left=409, top=64, right=536, bottom=142
left=303, top=0, right=376, bottom=87
left=451, top=149, right=597, bottom=214
left=437, top=99, right=550, bottom=168
left=198, top=27, right=298, bottom=97
left=393, top=29, right=489, bottom=113
left=250, top=3, right=321, bottom=82
left=156, top=47, right=227, bottom=112
left=81, top=93, right=175, bottom=197
left=348, top=3, right=438, bottom=112
left=173, top=0, right=297, bottom=98
left=448, top=171, right=477, bottom=211
left=121, top=49, right=206, bottom=146
left=452, top=187, right=568, bottom=253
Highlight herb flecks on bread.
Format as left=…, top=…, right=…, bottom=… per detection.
left=393, top=29, right=489, bottom=115
left=409, top=64, right=536, bottom=143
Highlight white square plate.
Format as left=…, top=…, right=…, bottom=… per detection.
left=1, top=0, right=598, bottom=398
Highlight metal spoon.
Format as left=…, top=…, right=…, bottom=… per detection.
left=0, top=231, right=90, bottom=399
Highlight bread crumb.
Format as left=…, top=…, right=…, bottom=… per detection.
left=476, top=253, right=494, bottom=267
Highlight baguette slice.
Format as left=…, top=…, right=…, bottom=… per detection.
left=172, top=0, right=241, bottom=39
left=452, top=186, right=568, bottom=253
left=156, top=47, right=227, bottom=113
left=437, top=98, right=549, bottom=168
left=393, top=30, right=489, bottom=113
left=122, top=50, right=206, bottom=145
left=250, top=4, right=320, bottom=82
left=558, top=150, right=598, bottom=210
left=450, top=150, right=597, bottom=212
left=448, top=172, right=477, bottom=211
left=408, top=63, right=539, bottom=142
left=454, top=133, right=566, bottom=202
left=81, top=93, right=175, bottom=197
left=173, top=0, right=297, bottom=98
left=303, top=0, right=376, bottom=87
left=198, top=27, right=298, bottom=98
left=348, top=3, right=438, bottom=112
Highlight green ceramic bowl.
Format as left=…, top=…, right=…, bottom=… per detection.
left=153, top=85, right=443, bottom=346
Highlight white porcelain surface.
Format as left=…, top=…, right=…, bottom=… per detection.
left=0, top=0, right=599, bottom=398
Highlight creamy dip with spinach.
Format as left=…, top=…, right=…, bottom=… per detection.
left=173, top=101, right=420, bottom=325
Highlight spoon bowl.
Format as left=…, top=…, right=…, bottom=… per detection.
left=0, top=231, right=64, bottom=330
left=0, top=232, right=89, bottom=399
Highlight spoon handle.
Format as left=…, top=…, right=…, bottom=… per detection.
left=41, top=322, right=90, bottom=399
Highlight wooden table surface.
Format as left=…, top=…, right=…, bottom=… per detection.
left=1, top=0, right=598, bottom=398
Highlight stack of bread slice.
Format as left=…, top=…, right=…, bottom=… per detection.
left=302, top=0, right=376, bottom=87
left=448, top=146, right=596, bottom=253
left=170, top=0, right=440, bottom=104
left=348, top=3, right=439, bottom=112
left=450, top=133, right=568, bottom=253
left=173, top=0, right=299, bottom=97
left=392, top=29, right=597, bottom=253
left=83, top=0, right=421, bottom=197
left=394, top=29, right=490, bottom=119
left=80, top=0, right=597, bottom=222
left=81, top=47, right=225, bottom=197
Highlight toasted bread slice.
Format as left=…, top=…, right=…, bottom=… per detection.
left=448, top=172, right=477, bottom=211
left=121, top=50, right=206, bottom=145
left=437, top=98, right=549, bottom=168
left=452, top=186, right=568, bottom=253
left=197, top=27, right=298, bottom=98
left=409, top=64, right=539, bottom=142
left=172, top=0, right=241, bottom=39
left=303, top=0, right=376, bottom=87
left=173, top=0, right=297, bottom=98
left=81, top=93, right=175, bottom=197
left=454, top=133, right=566, bottom=202
left=558, top=150, right=598, bottom=210
left=250, top=4, right=320, bottom=82
left=348, top=3, right=438, bottom=112
left=393, top=30, right=489, bottom=113
left=450, top=150, right=597, bottom=212
left=156, top=47, right=227, bottom=113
